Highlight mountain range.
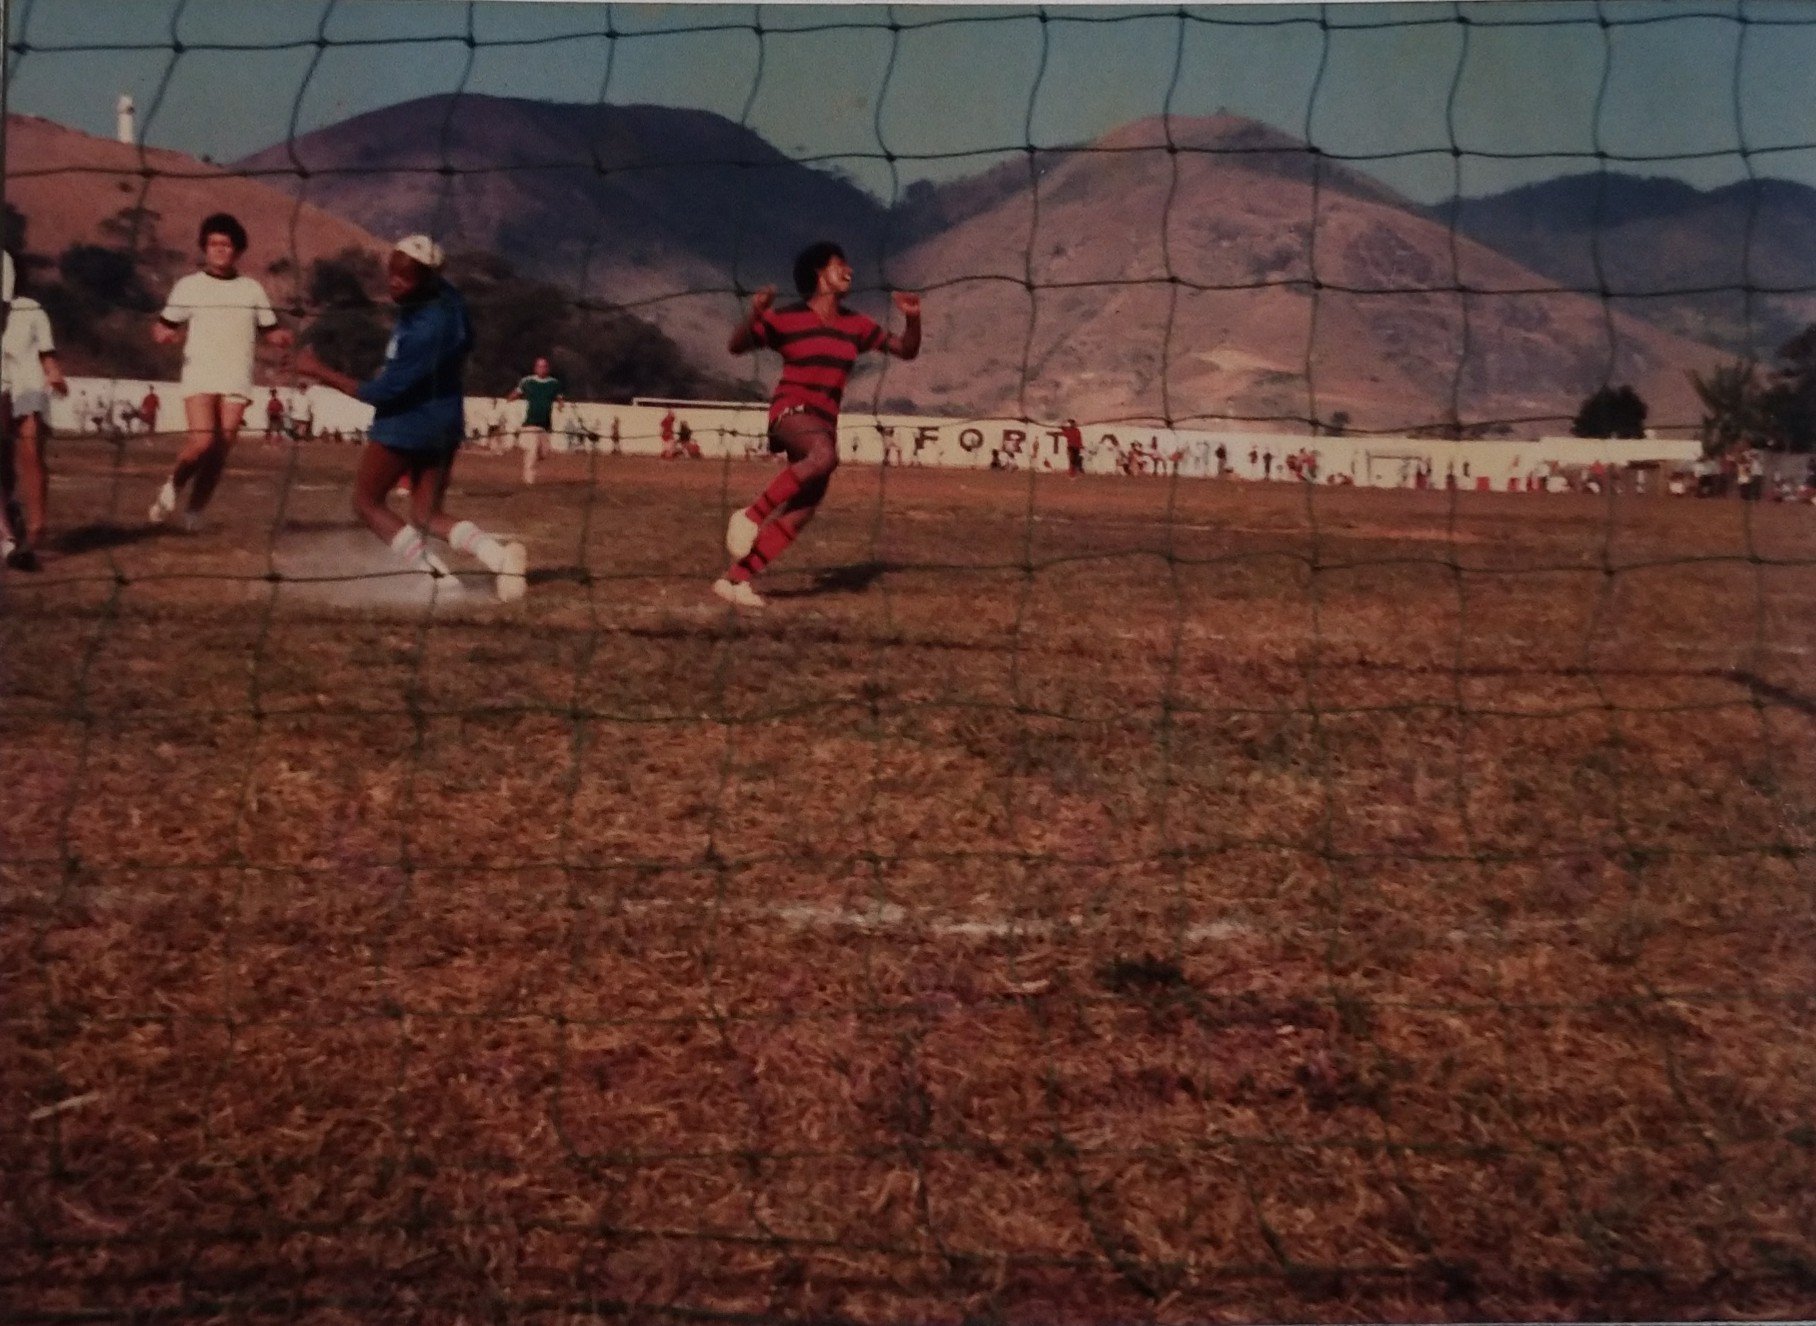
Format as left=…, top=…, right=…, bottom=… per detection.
left=1437, top=173, right=1816, bottom=360
left=15, top=93, right=1806, bottom=434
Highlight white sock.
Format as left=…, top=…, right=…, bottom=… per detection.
left=389, top=525, right=425, bottom=564
left=449, top=519, right=508, bottom=572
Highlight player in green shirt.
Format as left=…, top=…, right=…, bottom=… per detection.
left=505, top=356, right=564, bottom=485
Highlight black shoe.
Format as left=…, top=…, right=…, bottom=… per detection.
left=5, top=546, right=42, bottom=571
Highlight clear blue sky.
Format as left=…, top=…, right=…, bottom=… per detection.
left=7, top=0, right=1816, bottom=205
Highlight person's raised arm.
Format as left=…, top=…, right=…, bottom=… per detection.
left=293, top=345, right=359, bottom=398
left=728, top=286, right=775, bottom=355
left=882, top=290, right=921, bottom=361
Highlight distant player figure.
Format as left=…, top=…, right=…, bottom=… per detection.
left=138, top=386, right=160, bottom=435
left=659, top=408, right=677, bottom=458
left=715, top=241, right=921, bottom=608
left=263, top=387, right=285, bottom=439
left=1060, top=418, right=1084, bottom=476
left=295, top=235, right=527, bottom=602
left=505, top=356, right=563, bottom=484
left=148, top=213, right=291, bottom=532
left=675, top=418, right=700, bottom=458
left=2, top=252, right=71, bottom=571
left=290, top=390, right=314, bottom=442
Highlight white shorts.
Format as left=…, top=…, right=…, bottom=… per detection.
left=180, top=372, right=254, bottom=402
left=8, top=388, right=50, bottom=418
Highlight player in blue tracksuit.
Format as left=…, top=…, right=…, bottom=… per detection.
left=297, top=235, right=527, bottom=601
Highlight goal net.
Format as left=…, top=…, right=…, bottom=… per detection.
left=3, top=2, right=1813, bottom=1320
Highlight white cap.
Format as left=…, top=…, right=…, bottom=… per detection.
left=3, top=252, right=13, bottom=303
left=393, top=234, right=444, bottom=270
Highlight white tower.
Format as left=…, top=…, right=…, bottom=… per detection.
left=116, top=94, right=137, bottom=146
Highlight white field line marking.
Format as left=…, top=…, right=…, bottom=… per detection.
left=624, top=894, right=1262, bottom=945
left=621, top=895, right=1627, bottom=948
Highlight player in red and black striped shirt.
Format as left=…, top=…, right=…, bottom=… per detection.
left=714, top=241, right=921, bottom=608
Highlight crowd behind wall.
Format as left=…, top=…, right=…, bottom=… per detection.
left=53, top=376, right=1816, bottom=499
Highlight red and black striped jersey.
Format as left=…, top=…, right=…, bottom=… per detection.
left=752, top=301, right=884, bottom=426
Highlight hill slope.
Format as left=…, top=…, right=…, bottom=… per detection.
left=234, top=94, right=892, bottom=380
left=7, top=113, right=386, bottom=296
left=4, top=114, right=390, bottom=377
left=1439, top=172, right=1816, bottom=358
left=205, top=102, right=1735, bottom=432
left=882, top=115, right=1723, bottom=431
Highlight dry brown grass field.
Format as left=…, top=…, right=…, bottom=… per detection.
left=4, top=435, right=1815, bottom=1322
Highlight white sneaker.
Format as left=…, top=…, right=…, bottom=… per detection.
left=148, top=481, right=178, bottom=524
left=421, top=549, right=453, bottom=579
left=725, top=509, right=760, bottom=559
left=712, top=577, right=765, bottom=609
left=495, top=541, right=528, bottom=602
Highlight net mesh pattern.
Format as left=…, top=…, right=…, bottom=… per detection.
left=3, top=2, right=1814, bottom=1320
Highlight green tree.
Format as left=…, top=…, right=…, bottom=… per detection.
left=1689, top=359, right=1763, bottom=458
left=307, top=247, right=384, bottom=311
left=36, top=243, right=166, bottom=378
left=297, top=249, right=390, bottom=376
left=59, top=244, right=157, bottom=313
left=299, top=248, right=758, bottom=403
left=445, top=252, right=755, bottom=403
left=1696, top=327, right=1816, bottom=455
left=1758, top=325, right=1816, bottom=452
left=1571, top=384, right=1648, bottom=439
left=3, top=203, right=26, bottom=258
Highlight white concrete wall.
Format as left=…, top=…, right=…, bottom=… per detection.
left=53, top=378, right=366, bottom=439
left=52, top=377, right=1704, bottom=489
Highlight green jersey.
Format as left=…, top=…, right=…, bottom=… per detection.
left=518, top=374, right=562, bottom=428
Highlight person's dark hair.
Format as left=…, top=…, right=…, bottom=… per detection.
left=198, top=212, right=248, bottom=253
left=792, top=240, right=845, bottom=298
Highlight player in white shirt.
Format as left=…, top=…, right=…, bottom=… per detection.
left=148, top=213, right=291, bottom=530
left=2, top=252, right=70, bottom=572
left=289, top=390, right=314, bottom=440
